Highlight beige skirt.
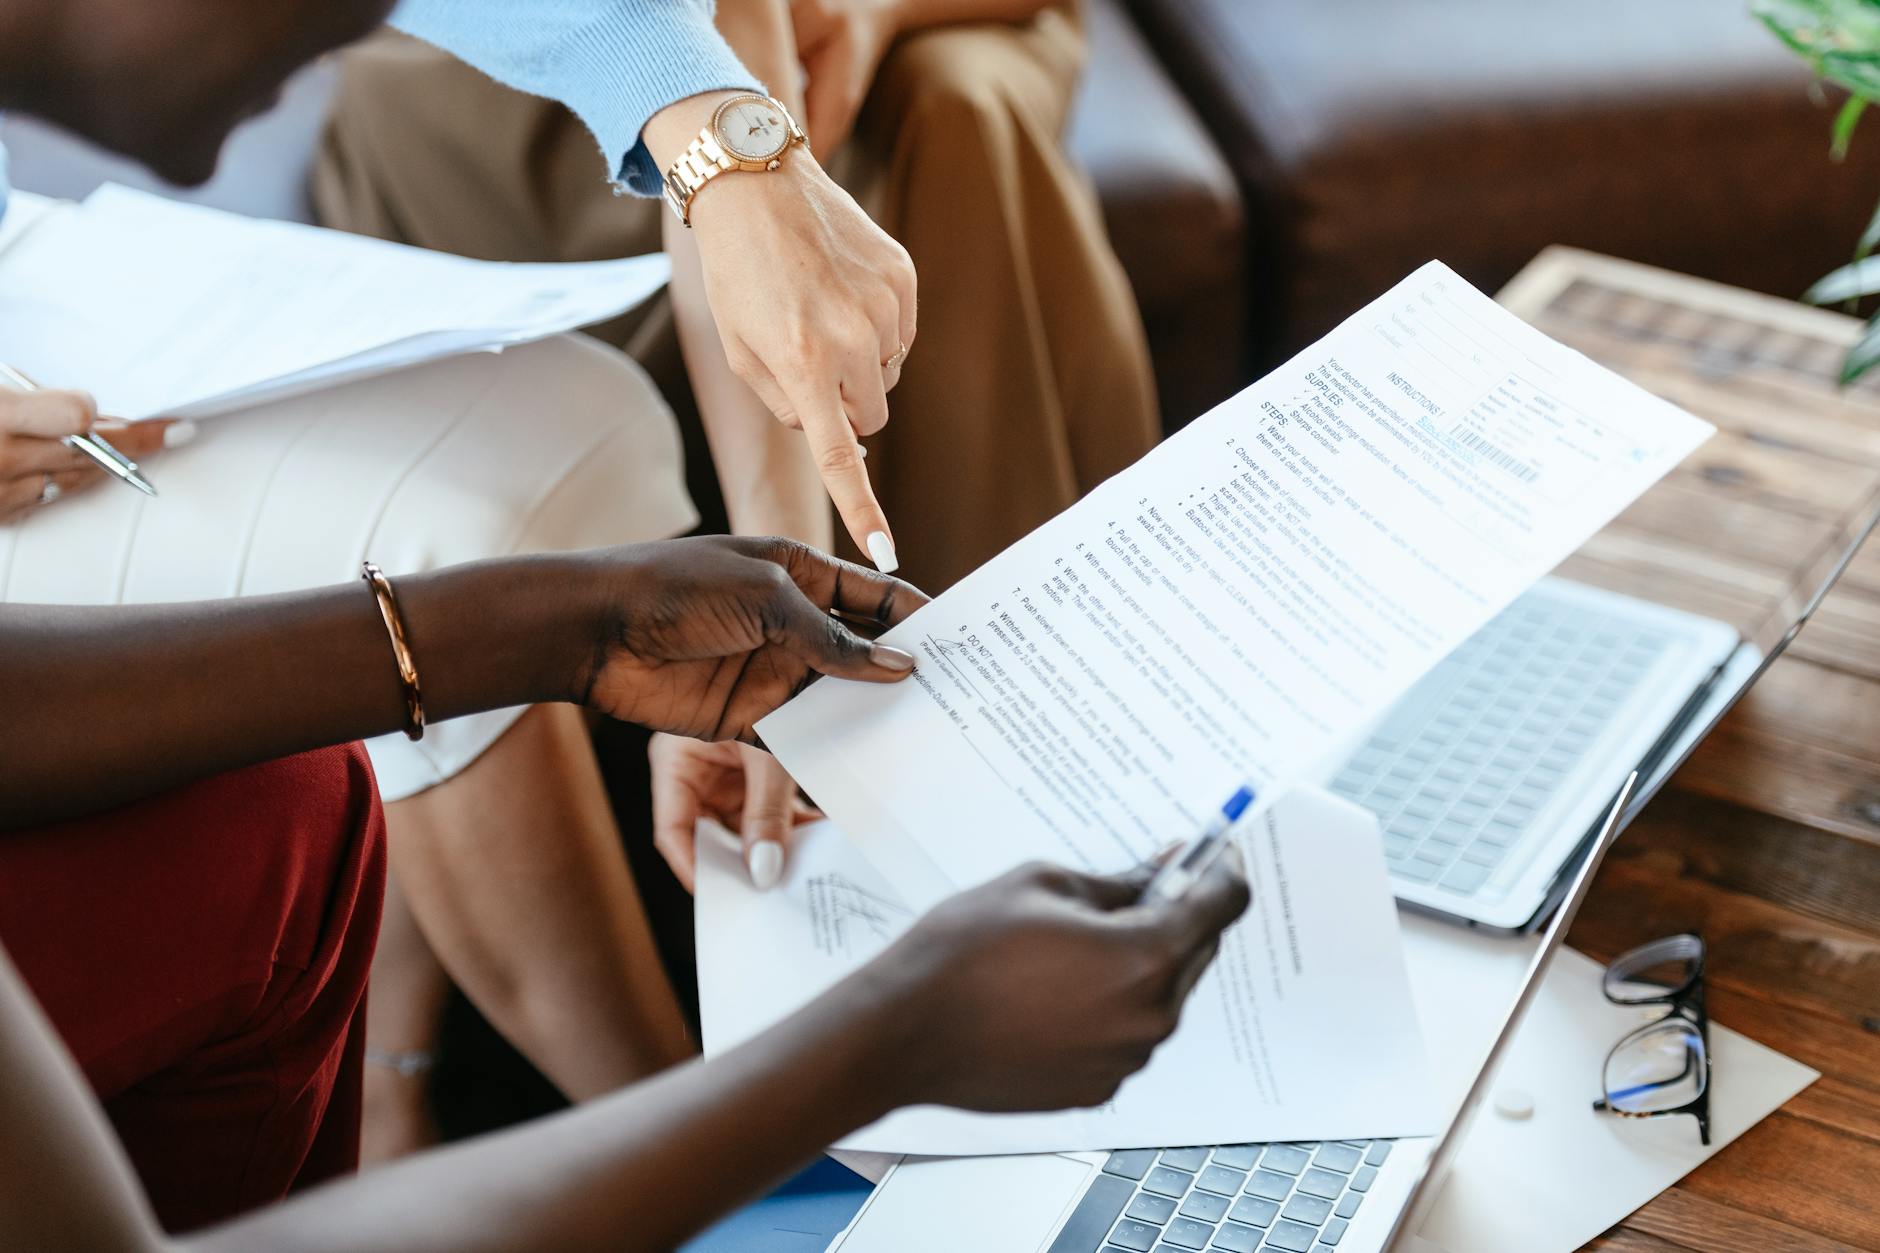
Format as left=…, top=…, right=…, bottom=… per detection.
left=0, top=333, right=697, bottom=800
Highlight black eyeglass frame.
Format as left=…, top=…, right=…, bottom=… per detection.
left=1589, top=933, right=1711, bottom=1146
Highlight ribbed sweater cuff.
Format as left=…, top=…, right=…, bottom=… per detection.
left=389, top=1, right=764, bottom=199
left=557, top=4, right=765, bottom=195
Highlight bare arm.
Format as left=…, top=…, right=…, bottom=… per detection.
left=0, top=946, right=162, bottom=1253
left=0, top=558, right=582, bottom=827
left=191, top=961, right=910, bottom=1253
left=0, top=539, right=924, bottom=829
left=1, top=860, right=1250, bottom=1252
left=672, top=0, right=836, bottom=557
left=0, top=918, right=904, bottom=1253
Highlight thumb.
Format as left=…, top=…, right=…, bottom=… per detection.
left=739, top=746, right=797, bottom=891
left=1145, top=844, right=1252, bottom=959
left=765, top=573, right=917, bottom=684
left=648, top=734, right=714, bottom=893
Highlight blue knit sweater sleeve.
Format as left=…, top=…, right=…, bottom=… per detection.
left=389, top=1, right=764, bottom=196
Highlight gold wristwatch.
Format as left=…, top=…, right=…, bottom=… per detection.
left=663, top=93, right=808, bottom=227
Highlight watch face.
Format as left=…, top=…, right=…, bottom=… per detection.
left=716, top=98, right=790, bottom=161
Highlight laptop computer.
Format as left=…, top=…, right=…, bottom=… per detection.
left=824, top=775, right=1639, bottom=1253
left=820, top=491, right=1876, bottom=1253
left=1318, top=485, right=1880, bottom=933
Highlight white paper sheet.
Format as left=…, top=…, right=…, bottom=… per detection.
left=758, top=262, right=1714, bottom=912
left=818, top=913, right=1818, bottom=1246
left=695, top=787, right=1435, bottom=1156
left=1400, top=927, right=1819, bottom=1253
left=0, top=184, right=669, bottom=419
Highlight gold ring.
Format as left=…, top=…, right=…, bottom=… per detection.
left=883, top=341, right=910, bottom=372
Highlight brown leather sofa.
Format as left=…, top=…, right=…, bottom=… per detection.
left=1123, top=0, right=1880, bottom=365
left=1070, top=0, right=1248, bottom=427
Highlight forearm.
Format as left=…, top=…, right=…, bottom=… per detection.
left=185, top=967, right=910, bottom=1253
left=666, top=0, right=828, bottom=543
left=668, top=218, right=833, bottom=545
left=0, top=554, right=599, bottom=828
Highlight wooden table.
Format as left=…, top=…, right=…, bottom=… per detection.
left=1496, top=250, right=1880, bottom=1252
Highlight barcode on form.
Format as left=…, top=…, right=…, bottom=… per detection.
left=1448, top=425, right=1539, bottom=482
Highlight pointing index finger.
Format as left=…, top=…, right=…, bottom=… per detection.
left=787, top=378, right=898, bottom=570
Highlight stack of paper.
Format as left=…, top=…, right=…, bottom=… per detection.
left=0, top=184, right=670, bottom=419
left=756, top=262, right=1713, bottom=912
left=701, top=261, right=1715, bottom=1158
left=697, top=789, right=1436, bottom=1156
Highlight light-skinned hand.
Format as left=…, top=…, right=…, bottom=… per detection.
left=644, top=93, right=918, bottom=573
left=790, top=0, right=902, bottom=155
left=0, top=386, right=186, bottom=522
left=650, top=735, right=820, bottom=891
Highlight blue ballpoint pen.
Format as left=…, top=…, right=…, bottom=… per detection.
left=1141, top=783, right=1257, bottom=903
left=0, top=362, right=158, bottom=497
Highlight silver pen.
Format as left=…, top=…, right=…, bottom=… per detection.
left=0, top=363, right=157, bottom=497
left=1141, top=783, right=1258, bottom=903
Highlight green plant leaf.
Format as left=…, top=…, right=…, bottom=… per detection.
left=1835, top=94, right=1870, bottom=156
left=1755, top=0, right=1880, bottom=51
left=1806, top=254, right=1880, bottom=302
left=1840, top=312, right=1880, bottom=382
left=1819, top=50, right=1880, bottom=98
left=1756, top=0, right=1880, bottom=98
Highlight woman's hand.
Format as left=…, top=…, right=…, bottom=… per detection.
left=865, top=852, right=1251, bottom=1112
left=650, top=735, right=819, bottom=890
left=643, top=95, right=918, bottom=571
left=791, top=0, right=902, bottom=154
left=578, top=535, right=928, bottom=742
left=0, top=387, right=176, bottom=522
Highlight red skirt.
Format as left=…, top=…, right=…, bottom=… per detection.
left=0, top=743, right=387, bottom=1233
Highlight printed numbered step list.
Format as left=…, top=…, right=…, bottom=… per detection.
left=761, top=261, right=1712, bottom=903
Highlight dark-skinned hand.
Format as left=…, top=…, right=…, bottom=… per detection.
left=872, top=850, right=1251, bottom=1112
left=577, top=535, right=929, bottom=742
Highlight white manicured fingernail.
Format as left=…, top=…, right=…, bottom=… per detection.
left=747, top=841, right=784, bottom=891
left=163, top=421, right=198, bottom=450
left=866, top=530, right=898, bottom=574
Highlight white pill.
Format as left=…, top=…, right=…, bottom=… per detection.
left=1494, top=1088, right=1535, bottom=1119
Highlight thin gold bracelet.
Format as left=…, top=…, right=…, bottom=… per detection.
left=361, top=561, right=425, bottom=741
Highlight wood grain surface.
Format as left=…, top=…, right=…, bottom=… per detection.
left=1497, top=250, right=1880, bottom=1252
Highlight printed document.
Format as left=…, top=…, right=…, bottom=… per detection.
left=696, top=787, right=1436, bottom=1154
left=758, top=262, right=1713, bottom=909
left=0, top=184, right=669, bottom=419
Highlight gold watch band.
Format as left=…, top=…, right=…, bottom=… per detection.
left=662, top=132, right=736, bottom=226
left=662, top=95, right=806, bottom=227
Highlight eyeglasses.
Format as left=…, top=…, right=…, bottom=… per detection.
left=1590, top=933, right=1710, bottom=1145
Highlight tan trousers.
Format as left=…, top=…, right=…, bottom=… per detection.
left=314, top=4, right=1157, bottom=592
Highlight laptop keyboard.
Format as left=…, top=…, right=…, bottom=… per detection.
left=1329, top=588, right=1671, bottom=899
left=1046, top=1141, right=1392, bottom=1252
